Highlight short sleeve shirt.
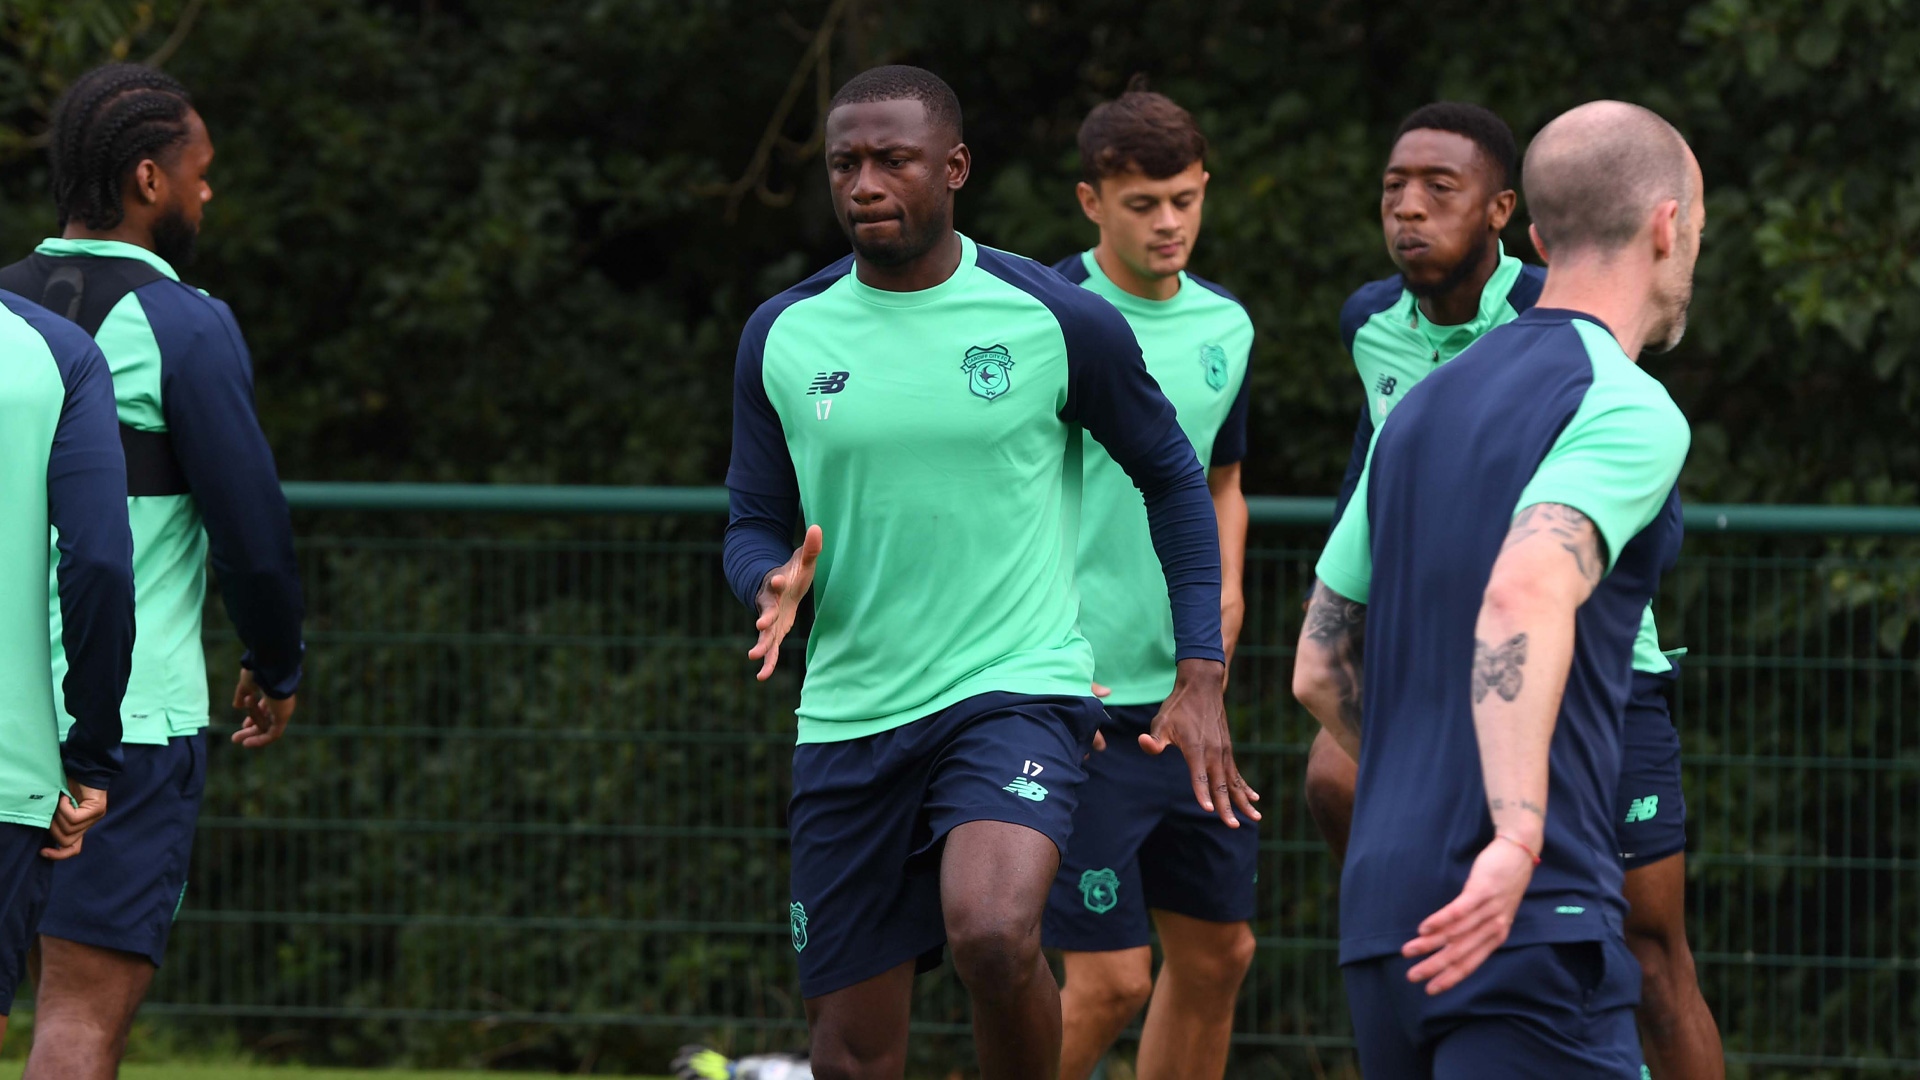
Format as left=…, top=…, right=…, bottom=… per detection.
left=1316, top=309, right=1689, bottom=962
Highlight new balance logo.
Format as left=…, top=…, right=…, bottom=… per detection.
left=807, top=371, right=850, bottom=395
left=1375, top=374, right=1399, bottom=395
left=1624, top=795, right=1660, bottom=823
left=1003, top=777, right=1048, bottom=802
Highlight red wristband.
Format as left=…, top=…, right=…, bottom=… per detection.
left=1494, top=832, right=1542, bottom=865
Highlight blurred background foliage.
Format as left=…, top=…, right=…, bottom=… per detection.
left=0, top=0, right=1913, bottom=505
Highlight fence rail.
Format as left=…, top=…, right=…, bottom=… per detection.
left=98, top=488, right=1920, bottom=1075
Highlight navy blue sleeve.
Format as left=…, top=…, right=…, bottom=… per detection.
left=723, top=291, right=811, bottom=610
left=1340, top=277, right=1404, bottom=355
left=1330, top=403, right=1374, bottom=526
left=144, top=287, right=305, bottom=698
left=978, top=252, right=1223, bottom=664
left=30, top=306, right=135, bottom=789
left=1210, top=369, right=1251, bottom=467
left=1050, top=252, right=1091, bottom=284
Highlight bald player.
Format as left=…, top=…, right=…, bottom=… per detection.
left=1294, top=101, right=1706, bottom=1076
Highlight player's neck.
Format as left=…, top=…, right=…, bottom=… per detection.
left=1092, top=242, right=1179, bottom=302
left=62, top=219, right=157, bottom=254
left=1536, top=258, right=1656, bottom=363
left=1414, top=240, right=1501, bottom=326
left=854, top=229, right=963, bottom=293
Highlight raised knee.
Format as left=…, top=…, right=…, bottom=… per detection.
left=808, top=1040, right=906, bottom=1080
left=1627, top=926, right=1696, bottom=1025
left=1303, top=749, right=1353, bottom=818
left=1167, top=923, right=1257, bottom=988
left=947, top=913, right=1041, bottom=992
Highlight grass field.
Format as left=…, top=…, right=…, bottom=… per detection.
left=0, top=1060, right=675, bottom=1068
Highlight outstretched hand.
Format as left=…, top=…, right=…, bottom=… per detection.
left=1142, top=658, right=1259, bottom=827
left=1401, top=835, right=1537, bottom=994
left=749, top=525, right=823, bottom=681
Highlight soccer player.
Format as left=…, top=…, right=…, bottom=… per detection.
left=1292, top=100, right=1702, bottom=1075
left=723, top=65, right=1255, bottom=1079
left=0, top=285, right=136, bottom=1053
left=1299, top=102, right=1723, bottom=1078
left=0, top=64, right=306, bottom=1080
left=1038, top=87, right=1256, bottom=1080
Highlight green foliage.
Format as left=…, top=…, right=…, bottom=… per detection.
left=1, top=0, right=1912, bottom=502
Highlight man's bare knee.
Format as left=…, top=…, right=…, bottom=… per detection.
left=1160, top=920, right=1256, bottom=993
left=808, top=1035, right=906, bottom=1080
left=948, top=911, right=1043, bottom=995
left=1064, top=954, right=1153, bottom=1028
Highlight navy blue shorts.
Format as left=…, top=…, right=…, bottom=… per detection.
left=1042, top=703, right=1259, bottom=952
left=787, top=692, right=1102, bottom=998
left=0, top=823, right=54, bottom=1015
left=40, top=734, right=205, bottom=967
left=1343, top=938, right=1644, bottom=1078
left=1617, top=666, right=1686, bottom=870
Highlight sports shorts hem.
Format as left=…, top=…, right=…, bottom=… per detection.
left=1147, top=898, right=1255, bottom=926
left=797, top=930, right=946, bottom=999
left=926, top=810, right=1072, bottom=861
left=1043, top=922, right=1152, bottom=953
left=1620, top=841, right=1687, bottom=872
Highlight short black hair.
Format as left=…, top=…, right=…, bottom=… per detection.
left=49, top=63, right=195, bottom=230
left=828, top=65, right=963, bottom=142
left=1078, top=76, right=1208, bottom=185
left=1394, top=102, right=1517, bottom=192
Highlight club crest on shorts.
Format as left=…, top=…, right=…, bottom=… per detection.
left=962, top=344, right=1015, bottom=400
left=1200, top=343, right=1229, bottom=391
left=1079, top=868, right=1120, bottom=914
left=789, top=901, right=809, bottom=952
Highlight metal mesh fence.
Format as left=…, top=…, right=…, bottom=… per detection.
left=126, top=491, right=1920, bottom=1075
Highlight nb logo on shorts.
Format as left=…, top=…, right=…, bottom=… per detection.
left=1003, top=777, right=1048, bottom=802
left=1624, top=795, right=1660, bottom=823
left=789, top=901, right=809, bottom=952
left=1079, top=868, right=1120, bottom=913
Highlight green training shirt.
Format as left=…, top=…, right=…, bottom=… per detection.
left=1054, top=250, right=1252, bottom=705
left=723, top=235, right=1225, bottom=742
left=0, top=289, right=133, bottom=827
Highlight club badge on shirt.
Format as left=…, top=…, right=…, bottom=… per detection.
left=963, top=344, right=1015, bottom=400
left=1200, top=342, right=1229, bottom=391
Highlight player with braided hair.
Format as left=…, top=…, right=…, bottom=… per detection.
left=0, top=63, right=305, bottom=1080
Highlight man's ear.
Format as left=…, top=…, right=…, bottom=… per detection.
left=128, top=157, right=164, bottom=208
left=1076, top=180, right=1103, bottom=226
left=1528, top=223, right=1551, bottom=266
left=1488, top=188, right=1517, bottom=233
left=947, top=142, right=971, bottom=191
left=1649, top=198, right=1680, bottom=261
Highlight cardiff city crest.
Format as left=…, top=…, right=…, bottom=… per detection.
left=1201, top=343, right=1229, bottom=391
left=1078, top=868, right=1121, bottom=914
left=962, top=344, right=1015, bottom=400
left=790, top=901, right=809, bottom=952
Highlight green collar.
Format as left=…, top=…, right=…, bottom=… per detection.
left=35, top=237, right=180, bottom=282
left=846, top=233, right=977, bottom=309
left=1405, top=242, right=1521, bottom=356
left=1076, top=249, right=1190, bottom=318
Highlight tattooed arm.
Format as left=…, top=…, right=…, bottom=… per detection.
left=1292, top=579, right=1368, bottom=761
left=1402, top=503, right=1605, bottom=994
